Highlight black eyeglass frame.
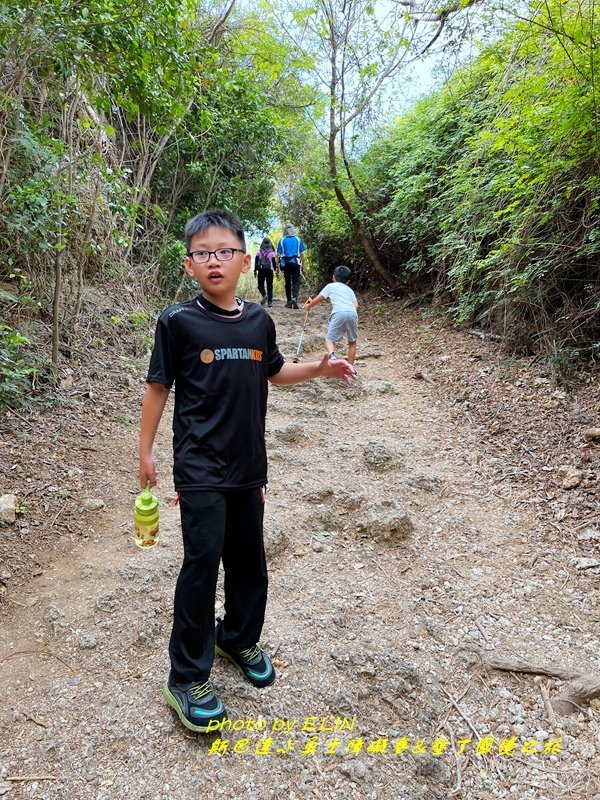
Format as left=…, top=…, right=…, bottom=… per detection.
left=186, top=248, right=246, bottom=264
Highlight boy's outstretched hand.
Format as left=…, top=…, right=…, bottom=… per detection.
left=269, top=354, right=357, bottom=386
left=317, top=353, right=357, bottom=385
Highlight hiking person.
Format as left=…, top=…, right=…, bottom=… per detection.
left=276, top=223, right=306, bottom=309
left=254, top=236, right=278, bottom=307
left=138, top=209, right=356, bottom=733
left=303, top=265, right=359, bottom=365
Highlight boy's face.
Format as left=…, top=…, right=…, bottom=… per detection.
left=184, top=226, right=251, bottom=303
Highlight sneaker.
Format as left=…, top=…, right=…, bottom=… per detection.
left=285, top=301, right=293, bottom=308
left=215, top=638, right=275, bottom=688
left=260, top=294, right=267, bottom=306
left=163, top=674, right=227, bottom=733
left=267, top=300, right=273, bottom=307
left=292, top=301, right=299, bottom=309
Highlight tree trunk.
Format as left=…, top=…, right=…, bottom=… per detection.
left=328, top=135, right=397, bottom=288
left=51, top=245, right=62, bottom=385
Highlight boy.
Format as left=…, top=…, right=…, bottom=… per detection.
left=139, top=210, right=355, bottom=733
left=303, top=265, right=358, bottom=365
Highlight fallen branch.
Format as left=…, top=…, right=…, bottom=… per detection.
left=440, top=685, right=481, bottom=739
left=0, top=649, right=77, bottom=673
left=484, top=654, right=580, bottom=681
left=467, top=329, right=503, bottom=342
left=483, top=653, right=600, bottom=716
left=552, top=676, right=600, bottom=715
left=18, top=709, right=48, bottom=728
left=444, top=724, right=463, bottom=796
left=539, top=684, right=558, bottom=729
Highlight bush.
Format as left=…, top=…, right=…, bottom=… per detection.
left=0, top=325, right=36, bottom=409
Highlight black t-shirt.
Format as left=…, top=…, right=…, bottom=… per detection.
left=147, top=296, right=285, bottom=490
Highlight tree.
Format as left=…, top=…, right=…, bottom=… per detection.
left=278, top=0, right=485, bottom=288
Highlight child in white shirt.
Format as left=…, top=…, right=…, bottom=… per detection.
left=303, top=265, right=359, bottom=364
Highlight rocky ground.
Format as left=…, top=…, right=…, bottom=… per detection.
left=0, top=290, right=599, bottom=800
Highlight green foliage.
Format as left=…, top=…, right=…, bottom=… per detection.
left=301, top=0, right=600, bottom=356
left=0, top=325, right=36, bottom=409
left=157, top=238, right=188, bottom=299
left=0, top=0, right=316, bottom=401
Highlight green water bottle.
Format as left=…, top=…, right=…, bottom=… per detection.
left=134, top=482, right=159, bottom=549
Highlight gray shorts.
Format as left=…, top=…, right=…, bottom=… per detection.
left=327, top=311, right=358, bottom=343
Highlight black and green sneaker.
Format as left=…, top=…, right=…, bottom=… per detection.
left=163, top=674, right=227, bottom=733
left=215, top=635, right=275, bottom=688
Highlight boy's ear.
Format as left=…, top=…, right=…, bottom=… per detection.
left=240, top=253, right=252, bottom=274
left=184, top=256, right=195, bottom=278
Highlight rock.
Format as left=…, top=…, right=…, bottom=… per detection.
left=356, top=341, right=381, bottom=358
left=405, top=474, right=443, bottom=493
left=362, top=442, right=399, bottom=471
left=355, top=504, right=414, bottom=542
left=577, top=527, right=599, bottom=544
left=557, top=465, right=583, bottom=489
left=78, top=633, right=99, bottom=649
left=570, top=556, right=600, bottom=571
left=374, top=380, right=398, bottom=394
left=413, top=754, right=451, bottom=782
left=276, top=424, right=307, bottom=444
left=338, top=760, right=370, bottom=781
left=286, top=381, right=323, bottom=399
left=311, top=540, right=324, bottom=552
left=313, top=507, right=340, bottom=531
left=95, top=592, right=119, bottom=613
left=0, top=494, right=17, bottom=523
left=268, top=449, right=305, bottom=466
left=44, top=604, right=62, bottom=623
left=412, top=369, right=435, bottom=383
left=264, top=522, right=291, bottom=560
left=303, top=488, right=335, bottom=503
left=60, top=372, right=74, bottom=391
left=82, top=497, right=105, bottom=511
left=583, top=428, right=600, bottom=442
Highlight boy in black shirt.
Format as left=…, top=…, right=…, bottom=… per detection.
left=139, top=210, right=356, bottom=732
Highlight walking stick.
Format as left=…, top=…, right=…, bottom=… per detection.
left=293, top=308, right=310, bottom=363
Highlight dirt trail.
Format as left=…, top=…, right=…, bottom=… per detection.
left=1, top=297, right=599, bottom=800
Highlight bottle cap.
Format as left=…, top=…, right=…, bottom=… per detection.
left=135, top=482, right=158, bottom=518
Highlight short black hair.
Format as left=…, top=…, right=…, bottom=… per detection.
left=333, top=265, right=351, bottom=284
left=184, top=209, right=246, bottom=252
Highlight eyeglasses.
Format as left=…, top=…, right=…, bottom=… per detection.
left=187, top=248, right=245, bottom=264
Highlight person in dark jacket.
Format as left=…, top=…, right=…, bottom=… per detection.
left=254, top=237, right=278, bottom=307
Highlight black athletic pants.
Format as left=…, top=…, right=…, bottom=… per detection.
left=169, top=488, right=268, bottom=683
left=283, top=265, right=301, bottom=302
left=256, top=269, right=274, bottom=302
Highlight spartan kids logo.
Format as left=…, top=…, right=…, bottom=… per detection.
left=200, top=347, right=263, bottom=364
